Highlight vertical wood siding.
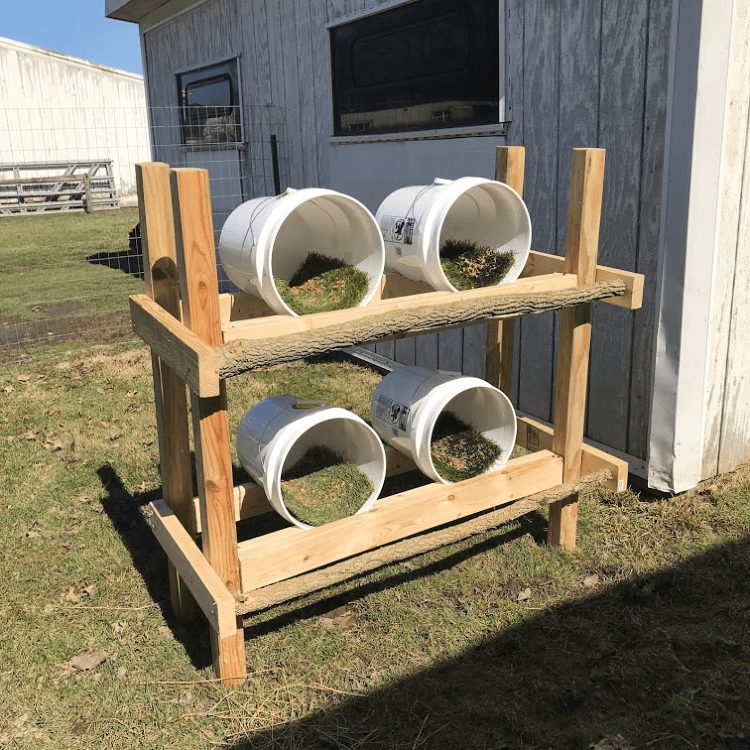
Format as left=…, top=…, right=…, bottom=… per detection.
left=504, top=0, right=672, bottom=462
left=142, top=0, right=674, bottom=463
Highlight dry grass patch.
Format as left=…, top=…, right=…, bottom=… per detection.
left=281, top=446, right=374, bottom=526
left=440, top=239, right=515, bottom=290
left=430, top=412, right=502, bottom=482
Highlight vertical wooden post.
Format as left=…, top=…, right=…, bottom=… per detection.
left=548, top=148, right=606, bottom=551
left=485, top=146, right=526, bottom=393
left=136, top=163, right=198, bottom=622
left=170, top=168, right=246, bottom=684
left=83, top=174, right=93, bottom=214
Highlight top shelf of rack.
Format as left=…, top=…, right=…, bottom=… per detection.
left=127, top=149, right=644, bottom=399
left=129, top=259, right=637, bottom=398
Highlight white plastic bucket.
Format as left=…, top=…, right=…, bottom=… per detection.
left=219, top=188, right=385, bottom=316
left=371, top=366, right=517, bottom=484
left=236, top=396, right=386, bottom=529
left=375, top=177, right=532, bottom=291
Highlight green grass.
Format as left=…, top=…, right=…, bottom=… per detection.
left=0, top=209, right=142, bottom=320
left=440, top=239, right=515, bottom=291
left=281, top=446, right=374, bottom=526
left=1, top=348, right=750, bottom=748
left=430, top=412, right=502, bottom=482
left=0, top=209, right=142, bottom=362
left=275, top=252, right=369, bottom=315
left=1, top=212, right=749, bottom=748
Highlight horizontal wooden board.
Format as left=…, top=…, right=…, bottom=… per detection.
left=237, top=468, right=610, bottom=616
left=219, top=278, right=626, bottom=377
left=178, top=419, right=624, bottom=533
left=148, top=499, right=238, bottom=637
left=515, top=415, right=628, bottom=492
left=222, top=274, right=577, bottom=342
left=129, top=294, right=221, bottom=397
left=522, top=250, right=644, bottom=309
left=237, top=451, right=563, bottom=592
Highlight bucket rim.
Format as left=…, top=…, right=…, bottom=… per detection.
left=426, top=177, right=532, bottom=292
left=266, top=405, right=387, bottom=530
left=262, top=188, right=386, bottom=317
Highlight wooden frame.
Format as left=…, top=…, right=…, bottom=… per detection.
left=131, top=146, right=642, bottom=683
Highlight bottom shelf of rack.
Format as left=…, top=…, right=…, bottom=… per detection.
left=236, top=450, right=562, bottom=592
left=147, top=452, right=617, bottom=628
left=146, top=420, right=629, bottom=628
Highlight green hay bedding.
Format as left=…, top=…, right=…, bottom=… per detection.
left=281, top=446, right=374, bottom=526
left=430, top=412, right=502, bottom=483
left=275, top=252, right=369, bottom=315
left=440, top=239, right=515, bottom=291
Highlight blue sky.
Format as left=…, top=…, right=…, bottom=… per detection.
left=3, top=0, right=143, bottom=74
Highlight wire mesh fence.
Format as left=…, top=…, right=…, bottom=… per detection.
left=0, top=104, right=289, bottom=369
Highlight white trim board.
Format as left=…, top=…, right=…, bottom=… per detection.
left=648, top=0, right=734, bottom=493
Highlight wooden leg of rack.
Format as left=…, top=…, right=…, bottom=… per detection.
left=549, top=148, right=606, bottom=551
left=138, top=163, right=199, bottom=621
left=485, top=318, right=515, bottom=393
left=211, top=617, right=246, bottom=686
left=548, top=493, right=580, bottom=552
left=486, top=146, right=525, bottom=393
left=171, top=168, right=246, bottom=683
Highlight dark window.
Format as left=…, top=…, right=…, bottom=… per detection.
left=178, top=60, right=241, bottom=146
left=331, top=0, right=500, bottom=136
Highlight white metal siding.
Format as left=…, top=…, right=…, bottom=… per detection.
left=0, top=37, right=150, bottom=201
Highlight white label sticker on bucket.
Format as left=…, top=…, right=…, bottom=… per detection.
left=381, top=215, right=415, bottom=246
left=375, top=394, right=410, bottom=433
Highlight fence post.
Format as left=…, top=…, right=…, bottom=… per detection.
left=83, top=174, right=92, bottom=213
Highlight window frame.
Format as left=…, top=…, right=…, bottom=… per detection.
left=176, top=56, right=244, bottom=150
left=327, top=0, right=508, bottom=145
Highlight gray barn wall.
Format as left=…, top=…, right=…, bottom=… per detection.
left=141, top=0, right=673, bottom=466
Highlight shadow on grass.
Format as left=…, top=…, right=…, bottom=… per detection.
left=96, top=462, right=213, bottom=670
left=87, top=223, right=144, bottom=281
left=229, top=536, right=750, bottom=750
left=95, top=462, right=547, bottom=670
left=247, top=509, right=547, bottom=638
left=87, top=250, right=144, bottom=279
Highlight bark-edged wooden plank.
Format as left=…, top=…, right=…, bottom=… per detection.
left=220, top=279, right=625, bottom=377
left=238, top=451, right=563, bottom=592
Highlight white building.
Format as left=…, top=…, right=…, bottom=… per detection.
left=0, top=36, right=150, bottom=204
left=107, top=0, right=750, bottom=492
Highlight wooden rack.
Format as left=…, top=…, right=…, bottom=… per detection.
left=129, top=146, right=644, bottom=684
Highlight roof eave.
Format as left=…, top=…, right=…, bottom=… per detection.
left=105, top=0, right=163, bottom=23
